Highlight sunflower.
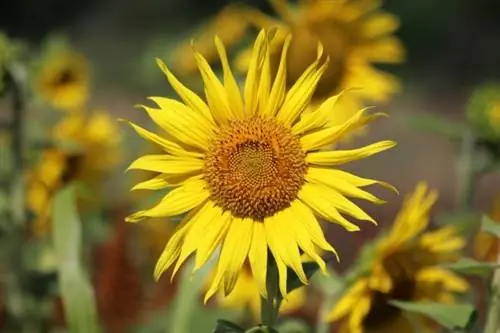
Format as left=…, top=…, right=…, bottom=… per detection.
left=124, top=29, right=395, bottom=302
left=214, top=262, right=305, bottom=321
left=171, top=4, right=251, bottom=76
left=327, top=183, right=469, bottom=333
left=27, top=110, right=121, bottom=236
left=474, top=196, right=500, bottom=262
left=235, top=0, right=404, bottom=129
left=35, top=49, right=90, bottom=111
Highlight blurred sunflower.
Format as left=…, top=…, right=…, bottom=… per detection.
left=327, top=183, right=469, bottom=333
left=27, top=110, right=121, bottom=236
left=214, top=262, right=305, bottom=321
left=236, top=0, right=404, bottom=130
left=35, top=48, right=90, bottom=111
left=474, top=196, right=500, bottom=262
left=171, top=4, right=250, bottom=76
left=124, top=29, right=395, bottom=302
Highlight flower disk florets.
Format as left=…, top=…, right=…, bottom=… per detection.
left=204, top=117, right=307, bottom=221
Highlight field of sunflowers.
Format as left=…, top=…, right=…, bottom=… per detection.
left=0, top=0, right=499, bottom=332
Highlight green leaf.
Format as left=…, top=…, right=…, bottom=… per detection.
left=389, top=301, right=476, bottom=330
left=440, top=257, right=500, bottom=276
left=286, top=261, right=320, bottom=292
left=481, top=214, right=500, bottom=237
left=52, top=184, right=100, bottom=333
left=407, top=114, right=464, bottom=139
left=213, top=319, right=245, bottom=333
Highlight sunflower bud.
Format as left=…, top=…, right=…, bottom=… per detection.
left=466, top=83, right=500, bottom=142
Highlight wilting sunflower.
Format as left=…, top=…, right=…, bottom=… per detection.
left=27, top=110, right=121, bottom=236
left=171, top=4, right=250, bottom=76
left=474, top=196, right=500, bottom=262
left=327, top=183, right=468, bottom=333
left=124, top=29, right=395, bottom=302
left=214, top=262, right=305, bottom=320
left=35, top=48, right=90, bottom=111
left=235, top=0, right=404, bottom=128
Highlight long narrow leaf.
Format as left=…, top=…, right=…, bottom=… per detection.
left=52, top=184, right=100, bottom=333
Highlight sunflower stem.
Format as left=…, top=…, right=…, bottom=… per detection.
left=261, top=261, right=280, bottom=329
left=456, top=130, right=476, bottom=211
left=485, top=252, right=500, bottom=333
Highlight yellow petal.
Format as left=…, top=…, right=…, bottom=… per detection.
left=126, top=178, right=209, bottom=222
left=153, top=214, right=194, bottom=279
left=266, top=209, right=308, bottom=285
left=416, top=267, right=469, bottom=293
left=300, top=108, right=387, bottom=151
left=140, top=102, right=212, bottom=151
left=127, top=154, right=204, bottom=174
left=171, top=202, right=222, bottom=277
left=193, top=49, right=234, bottom=124
left=306, top=167, right=386, bottom=204
left=292, top=92, right=342, bottom=135
left=276, top=49, right=327, bottom=127
left=356, top=37, right=405, bottom=63
left=205, top=217, right=253, bottom=302
left=155, top=58, right=214, bottom=123
left=360, top=13, right=400, bottom=39
left=121, top=119, right=201, bottom=158
left=261, top=34, right=291, bottom=117
left=306, top=140, right=396, bottom=166
left=290, top=200, right=339, bottom=263
left=244, top=30, right=267, bottom=116
left=249, top=222, right=268, bottom=298
left=215, top=36, right=244, bottom=118
left=298, top=183, right=361, bottom=231
left=326, top=279, right=369, bottom=321
left=194, top=208, right=232, bottom=270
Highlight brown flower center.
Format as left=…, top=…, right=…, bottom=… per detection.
left=363, top=254, right=417, bottom=329
left=271, top=19, right=348, bottom=101
left=55, top=68, right=77, bottom=86
left=204, top=117, right=307, bottom=221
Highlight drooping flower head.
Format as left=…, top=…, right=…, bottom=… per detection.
left=34, top=40, right=90, bottom=111
left=124, top=29, right=395, bottom=302
left=27, top=110, right=121, bottom=236
left=327, top=183, right=469, bottom=333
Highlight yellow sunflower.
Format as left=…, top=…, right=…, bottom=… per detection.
left=35, top=49, right=90, bottom=111
left=214, top=262, right=306, bottom=321
left=474, top=196, right=500, bottom=262
left=27, top=110, right=121, bottom=236
left=327, top=183, right=469, bottom=333
left=171, top=4, right=251, bottom=76
left=235, top=0, right=404, bottom=129
left=124, top=29, right=396, bottom=302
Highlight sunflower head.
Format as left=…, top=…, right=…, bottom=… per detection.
left=34, top=39, right=90, bottom=111
left=327, top=183, right=468, bottom=333
left=466, top=82, right=500, bottom=142
left=124, top=29, right=395, bottom=303
left=52, top=110, right=122, bottom=183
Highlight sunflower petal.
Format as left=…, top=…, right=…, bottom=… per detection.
left=306, top=140, right=396, bottom=166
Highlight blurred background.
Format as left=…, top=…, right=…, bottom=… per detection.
left=1, top=0, right=500, bottom=332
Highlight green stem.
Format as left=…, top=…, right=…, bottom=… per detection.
left=457, top=130, right=476, bottom=211
left=261, top=262, right=280, bottom=329
left=485, top=253, right=500, bottom=333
